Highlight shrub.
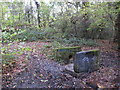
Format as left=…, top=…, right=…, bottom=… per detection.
left=62, top=38, right=98, bottom=46
left=2, top=32, right=12, bottom=43
left=12, top=30, right=45, bottom=42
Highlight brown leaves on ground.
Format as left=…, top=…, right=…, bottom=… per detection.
left=2, top=40, right=120, bottom=88
left=81, top=39, right=119, bottom=88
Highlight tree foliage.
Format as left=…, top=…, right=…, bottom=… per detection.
left=1, top=1, right=119, bottom=47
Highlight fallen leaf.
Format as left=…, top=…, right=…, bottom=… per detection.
left=40, top=80, right=48, bottom=82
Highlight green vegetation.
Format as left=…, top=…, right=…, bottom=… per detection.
left=53, top=46, right=81, bottom=64
left=1, top=1, right=120, bottom=66
left=2, top=54, right=17, bottom=68
left=1, top=2, right=119, bottom=45
left=2, top=44, right=32, bottom=73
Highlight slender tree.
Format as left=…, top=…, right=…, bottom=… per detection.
left=34, top=0, right=40, bottom=27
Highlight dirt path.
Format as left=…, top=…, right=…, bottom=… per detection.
left=2, top=40, right=120, bottom=88
left=3, top=53, right=85, bottom=88
left=2, top=42, right=84, bottom=88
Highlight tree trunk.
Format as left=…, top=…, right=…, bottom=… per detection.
left=116, top=12, right=120, bottom=50
left=37, top=10, right=40, bottom=28
left=82, top=2, right=89, bottom=39
left=114, top=2, right=120, bottom=50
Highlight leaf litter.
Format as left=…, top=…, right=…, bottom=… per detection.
left=2, top=40, right=120, bottom=88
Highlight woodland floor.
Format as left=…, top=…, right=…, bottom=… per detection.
left=2, top=40, right=120, bottom=88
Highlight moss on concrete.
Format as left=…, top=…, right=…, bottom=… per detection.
left=85, top=49, right=100, bottom=56
left=53, top=46, right=81, bottom=64
left=54, top=46, right=81, bottom=50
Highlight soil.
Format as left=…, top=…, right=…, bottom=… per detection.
left=2, top=40, right=120, bottom=88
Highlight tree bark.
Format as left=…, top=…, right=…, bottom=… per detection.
left=116, top=12, right=120, bottom=50
left=34, top=0, right=40, bottom=28
left=82, top=2, right=90, bottom=39
left=37, top=10, right=40, bottom=28
left=114, top=2, right=120, bottom=50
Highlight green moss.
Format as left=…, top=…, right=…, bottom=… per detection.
left=54, top=46, right=81, bottom=50
left=84, top=49, right=100, bottom=56
left=43, top=45, right=52, bottom=48
left=53, top=46, right=81, bottom=64
left=82, top=49, right=99, bottom=52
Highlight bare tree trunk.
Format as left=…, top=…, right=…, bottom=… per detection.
left=82, top=2, right=90, bottom=39
left=114, top=2, right=120, bottom=50
left=34, top=0, right=40, bottom=28
left=37, top=9, right=40, bottom=28
left=0, top=25, right=1, bottom=90
left=116, top=12, right=120, bottom=50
